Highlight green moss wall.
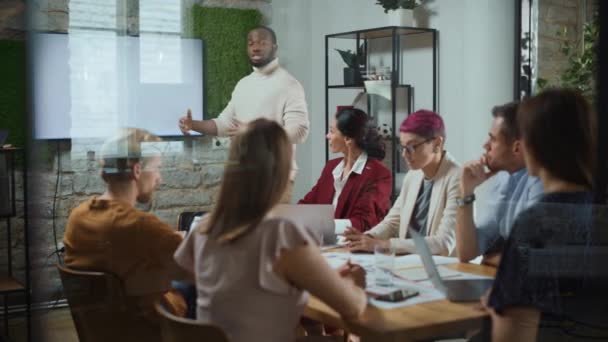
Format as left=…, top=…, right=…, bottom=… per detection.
left=0, top=40, right=26, bottom=147
left=190, top=6, right=262, bottom=118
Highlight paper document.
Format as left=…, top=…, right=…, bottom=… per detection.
left=323, top=252, right=375, bottom=269
left=394, top=254, right=458, bottom=269
left=322, top=251, right=493, bottom=309
left=393, top=266, right=460, bottom=281
left=323, top=252, right=459, bottom=273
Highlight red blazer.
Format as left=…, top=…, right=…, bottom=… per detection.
left=298, top=158, right=392, bottom=232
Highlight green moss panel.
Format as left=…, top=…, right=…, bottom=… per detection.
left=0, top=40, right=26, bottom=148
left=190, top=6, right=262, bottom=118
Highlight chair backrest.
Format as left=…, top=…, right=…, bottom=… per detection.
left=177, top=211, right=207, bottom=232
left=57, top=264, right=159, bottom=342
left=155, top=302, right=230, bottom=342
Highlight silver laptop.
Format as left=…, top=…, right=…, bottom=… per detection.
left=272, top=204, right=336, bottom=245
left=410, top=230, right=494, bottom=302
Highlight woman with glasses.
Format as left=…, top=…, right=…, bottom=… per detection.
left=299, top=107, right=392, bottom=232
left=345, top=109, right=461, bottom=256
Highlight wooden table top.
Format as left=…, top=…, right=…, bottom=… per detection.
left=304, top=258, right=496, bottom=342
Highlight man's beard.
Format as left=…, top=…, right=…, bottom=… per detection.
left=249, top=56, right=274, bottom=68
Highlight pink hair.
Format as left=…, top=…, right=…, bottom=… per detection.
left=399, top=109, right=446, bottom=139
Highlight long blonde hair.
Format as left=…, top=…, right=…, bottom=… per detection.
left=203, top=119, right=291, bottom=242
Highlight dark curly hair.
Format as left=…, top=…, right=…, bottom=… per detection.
left=336, top=108, right=385, bottom=160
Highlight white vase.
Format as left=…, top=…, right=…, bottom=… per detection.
left=387, top=8, right=414, bottom=27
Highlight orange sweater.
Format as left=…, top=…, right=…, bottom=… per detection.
left=64, top=197, right=186, bottom=319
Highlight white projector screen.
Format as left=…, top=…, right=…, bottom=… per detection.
left=31, top=32, right=204, bottom=140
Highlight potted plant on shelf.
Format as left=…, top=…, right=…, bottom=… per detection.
left=375, top=0, right=427, bottom=27
left=335, top=44, right=366, bottom=86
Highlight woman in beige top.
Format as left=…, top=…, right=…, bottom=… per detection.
left=174, top=118, right=367, bottom=342
left=345, top=110, right=461, bottom=256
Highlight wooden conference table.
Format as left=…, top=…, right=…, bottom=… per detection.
left=303, top=252, right=497, bottom=342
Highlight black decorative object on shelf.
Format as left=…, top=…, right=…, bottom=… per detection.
left=343, top=67, right=360, bottom=86
left=335, top=43, right=367, bottom=86
left=325, top=26, right=438, bottom=201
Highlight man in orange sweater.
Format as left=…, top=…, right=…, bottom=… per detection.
left=63, top=128, right=187, bottom=331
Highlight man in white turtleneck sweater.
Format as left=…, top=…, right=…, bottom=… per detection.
left=178, top=26, right=309, bottom=203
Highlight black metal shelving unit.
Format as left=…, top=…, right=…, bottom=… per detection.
left=0, top=148, right=31, bottom=342
left=325, top=26, right=438, bottom=200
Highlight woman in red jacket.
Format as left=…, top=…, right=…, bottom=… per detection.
left=299, top=107, right=392, bottom=233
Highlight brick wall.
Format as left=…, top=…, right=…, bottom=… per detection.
left=537, top=0, right=597, bottom=85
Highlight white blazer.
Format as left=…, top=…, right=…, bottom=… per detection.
left=367, top=152, right=461, bottom=256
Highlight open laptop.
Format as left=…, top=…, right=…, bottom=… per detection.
left=410, top=230, right=494, bottom=302
left=271, top=204, right=336, bottom=245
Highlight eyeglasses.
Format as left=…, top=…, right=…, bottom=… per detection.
left=398, top=138, right=434, bottom=155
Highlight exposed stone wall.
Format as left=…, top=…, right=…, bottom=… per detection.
left=0, top=0, right=25, bottom=39
left=537, top=0, right=597, bottom=85
left=0, top=139, right=229, bottom=301
left=1, top=0, right=272, bottom=301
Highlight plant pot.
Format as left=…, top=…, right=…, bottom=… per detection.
left=343, top=67, right=362, bottom=86
left=387, top=8, right=415, bottom=27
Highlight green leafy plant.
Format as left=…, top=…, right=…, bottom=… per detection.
left=335, top=42, right=367, bottom=69
left=188, top=6, right=262, bottom=118
left=335, top=49, right=360, bottom=69
left=335, top=47, right=367, bottom=86
left=375, top=0, right=428, bottom=13
left=537, top=15, right=598, bottom=103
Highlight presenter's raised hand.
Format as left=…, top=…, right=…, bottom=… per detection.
left=178, top=109, right=193, bottom=135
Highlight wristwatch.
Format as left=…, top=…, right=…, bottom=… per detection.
left=456, top=194, right=475, bottom=207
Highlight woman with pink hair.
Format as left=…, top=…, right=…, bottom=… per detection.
left=345, top=110, right=461, bottom=256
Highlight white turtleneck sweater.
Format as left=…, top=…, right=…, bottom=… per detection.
left=212, top=58, right=309, bottom=179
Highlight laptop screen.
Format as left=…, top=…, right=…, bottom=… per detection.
left=271, top=204, right=336, bottom=245
left=410, top=230, right=448, bottom=294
